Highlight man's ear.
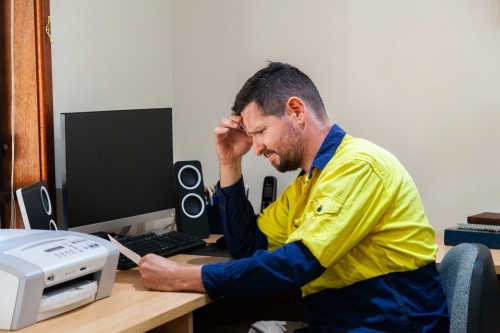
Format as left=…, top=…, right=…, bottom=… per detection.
left=285, top=97, right=306, bottom=125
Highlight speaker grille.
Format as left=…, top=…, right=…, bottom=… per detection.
left=178, top=165, right=201, bottom=190
left=40, top=186, right=52, bottom=215
left=181, top=194, right=204, bottom=218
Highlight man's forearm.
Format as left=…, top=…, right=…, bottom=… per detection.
left=138, top=254, right=206, bottom=293
left=219, top=160, right=242, bottom=188
left=174, top=265, right=206, bottom=292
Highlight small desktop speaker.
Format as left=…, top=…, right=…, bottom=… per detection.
left=16, top=180, right=58, bottom=230
left=173, top=160, right=210, bottom=238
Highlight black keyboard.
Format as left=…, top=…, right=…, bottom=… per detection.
left=115, top=230, right=206, bottom=270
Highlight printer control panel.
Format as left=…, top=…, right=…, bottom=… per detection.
left=45, top=238, right=100, bottom=258
left=6, top=236, right=108, bottom=285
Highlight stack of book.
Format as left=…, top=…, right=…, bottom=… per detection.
left=444, top=212, right=500, bottom=249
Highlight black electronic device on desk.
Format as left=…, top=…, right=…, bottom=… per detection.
left=261, top=176, right=277, bottom=212
left=114, top=229, right=206, bottom=270
left=61, top=108, right=175, bottom=237
left=16, top=180, right=58, bottom=231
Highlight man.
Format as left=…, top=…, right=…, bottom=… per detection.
left=139, top=62, right=450, bottom=332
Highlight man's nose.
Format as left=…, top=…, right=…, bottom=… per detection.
left=253, top=139, right=265, bottom=156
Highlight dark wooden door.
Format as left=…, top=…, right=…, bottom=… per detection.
left=0, top=0, right=54, bottom=228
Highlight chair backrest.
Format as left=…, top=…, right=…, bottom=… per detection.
left=438, top=243, right=500, bottom=333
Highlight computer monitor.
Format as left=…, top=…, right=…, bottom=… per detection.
left=61, top=108, right=175, bottom=235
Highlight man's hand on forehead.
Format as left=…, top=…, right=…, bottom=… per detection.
left=226, top=115, right=249, bottom=136
left=238, top=121, right=248, bottom=135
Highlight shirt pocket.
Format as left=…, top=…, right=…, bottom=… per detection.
left=308, top=197, right=343, bottom=242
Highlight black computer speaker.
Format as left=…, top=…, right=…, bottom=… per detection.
left=173, top=160, right=210, bottom=238
left=16, top=180, right=58, bottom=230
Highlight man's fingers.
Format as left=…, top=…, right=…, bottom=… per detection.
left=214, top=126, right=230, bottom=143
left=219, top=116, right=242, bottom=129
left=214, top=126, right=230, bottom=135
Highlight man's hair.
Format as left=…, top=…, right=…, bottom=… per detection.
left=231, top=62, right=327, bottom=120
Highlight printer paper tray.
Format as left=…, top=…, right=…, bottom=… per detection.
left=38, top=280, right=98, bottom=322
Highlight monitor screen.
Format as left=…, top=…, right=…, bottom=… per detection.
left=61, top=108, right=175, bottom=234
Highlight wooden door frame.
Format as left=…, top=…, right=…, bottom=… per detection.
left=0, top=0, right=54, bottom=228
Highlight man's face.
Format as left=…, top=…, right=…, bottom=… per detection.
left=241, top=102, right=305, bottom=172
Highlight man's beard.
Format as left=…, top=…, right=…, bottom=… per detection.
left=268, top=121, right=305, bottom=173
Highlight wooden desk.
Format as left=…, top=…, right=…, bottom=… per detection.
left=8, top=235, right=500, bottom=333
left=11, top=254, right=230, bottom=333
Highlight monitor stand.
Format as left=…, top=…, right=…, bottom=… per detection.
left=90, top=231, right=112, bottom=240
left=90, top=226, right=130, bottom=240
left=119, top=226, right=131, bottom=237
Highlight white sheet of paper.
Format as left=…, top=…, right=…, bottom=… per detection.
left=108, top=234, right=141, bottom=265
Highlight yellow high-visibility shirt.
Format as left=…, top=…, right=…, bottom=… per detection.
left=257, top=132, right=437, bottom=297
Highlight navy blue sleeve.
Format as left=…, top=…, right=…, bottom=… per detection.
left=216, top=177, right=268, bottom=258
left=201, top=241, right=326, bottom=299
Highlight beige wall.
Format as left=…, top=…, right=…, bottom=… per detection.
left=52, top=0, right=500, bottom=235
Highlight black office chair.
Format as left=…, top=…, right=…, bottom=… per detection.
left=438, top=242, right=500, bottom=333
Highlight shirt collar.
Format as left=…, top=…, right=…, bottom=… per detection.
left=299, top=124, right=346, bottom=178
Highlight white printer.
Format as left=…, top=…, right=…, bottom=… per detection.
left=0, top=229, right=119, bottom=330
